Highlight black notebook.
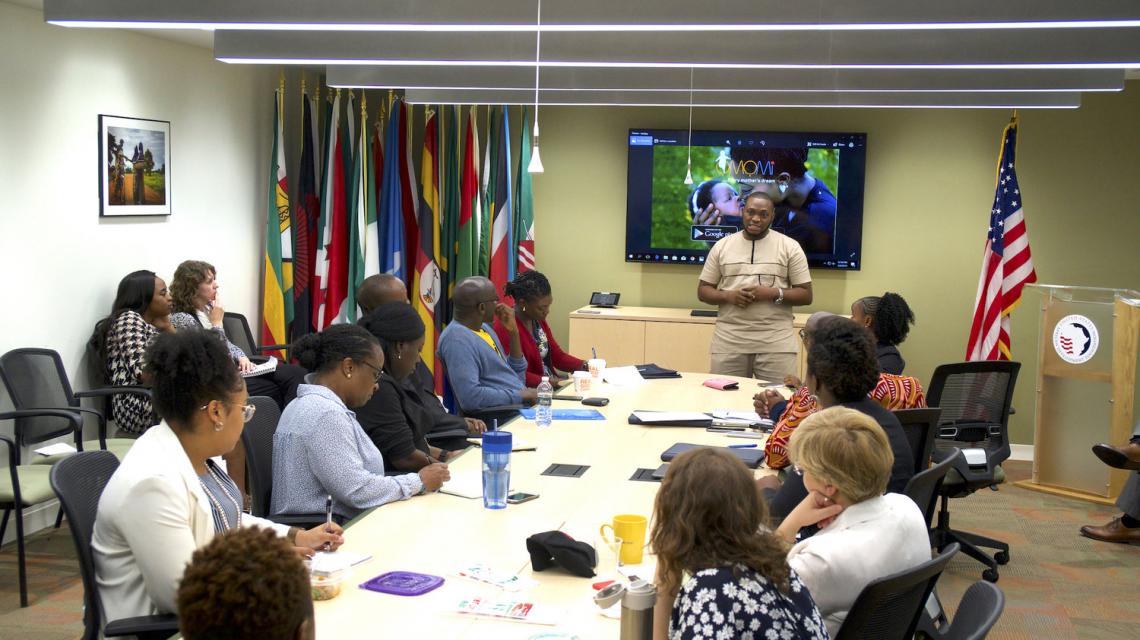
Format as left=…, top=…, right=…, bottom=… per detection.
left=660, top=442, right=766, bottom=469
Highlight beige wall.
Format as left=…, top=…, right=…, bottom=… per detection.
left=533, top=83, right=1140, bottom=444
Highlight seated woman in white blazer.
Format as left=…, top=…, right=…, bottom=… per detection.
left=775, top=406, right=931, bottom=636
left=92, top=329, right=344, bottom=624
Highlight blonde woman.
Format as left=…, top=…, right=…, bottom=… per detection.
left=776, top=406, right=930, bottom=636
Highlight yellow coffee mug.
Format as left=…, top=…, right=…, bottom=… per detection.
left=600, top=514, right=647, bottom=565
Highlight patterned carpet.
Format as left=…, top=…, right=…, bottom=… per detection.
left=0, top=461, right=1136, bottom=639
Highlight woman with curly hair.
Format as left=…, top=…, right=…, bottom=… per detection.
left=650, top=447, right=828, bottom=640
left=851, top=292, right=915, bottom=375
left=760, top=315, right=914, bottom=520
left=168, top=259, right=305, bottom=408
left=493, top=270, right=586, bottom=387
left=178, top=526, right=314, bottom=640
left=93, top=330, right=342, bottom=625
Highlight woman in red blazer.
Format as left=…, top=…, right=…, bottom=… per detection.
left=493, top=271, right=587, bottom=387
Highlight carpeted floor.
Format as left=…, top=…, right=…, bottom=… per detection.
left=0, top=461, right=1137, bottom=639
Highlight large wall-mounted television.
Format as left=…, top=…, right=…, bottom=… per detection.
left=625, top=128, right=867, bottom=270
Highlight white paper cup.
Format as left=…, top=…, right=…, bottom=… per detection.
left=588, top=359, right=606, bottom=380
left=573, top=371, right=592, bottom=393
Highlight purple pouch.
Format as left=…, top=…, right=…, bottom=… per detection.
left=360, top=571, right=445, bottom=596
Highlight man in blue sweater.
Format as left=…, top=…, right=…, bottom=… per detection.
left=438, top=277, right=537, bottom=413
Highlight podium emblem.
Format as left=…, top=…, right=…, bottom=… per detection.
left=1052, top=314, right=1099, bottom=364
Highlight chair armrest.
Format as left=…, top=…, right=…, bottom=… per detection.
left=254, top=343, right=290, bottom=355
left=0, top=409, right=85, bottom=453
left=103, top=613, right=180, bottom=638
left=75, top=386, right=152, bottom=401
left=268, top=513, right=330, bottom=528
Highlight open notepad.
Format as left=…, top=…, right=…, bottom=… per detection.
left=241, top=356, right=277, bottom=378
left=439, top=471, right=483, bottom=499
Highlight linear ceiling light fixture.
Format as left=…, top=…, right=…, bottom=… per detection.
left=684, top=67, right=694, bottom=185
left=527, top=0, right=544, bottom=174
left=219, top=58, right=1140, bottom=70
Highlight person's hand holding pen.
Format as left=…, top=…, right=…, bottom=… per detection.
left=291, top=521, right=345, bottom=557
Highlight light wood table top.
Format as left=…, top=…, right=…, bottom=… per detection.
left=313, top=373, right=774, bottom=639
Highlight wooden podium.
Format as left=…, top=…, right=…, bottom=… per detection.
left=1014, top=284, right=1140, bottom=505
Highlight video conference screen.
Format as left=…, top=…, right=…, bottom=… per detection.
left=625, top=128, right=868, bottom=270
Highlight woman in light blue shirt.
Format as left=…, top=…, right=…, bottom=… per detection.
left=271, top=324, right=450, bottom=521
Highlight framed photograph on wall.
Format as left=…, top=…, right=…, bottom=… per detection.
left=98, top=115, right=171, bottom=216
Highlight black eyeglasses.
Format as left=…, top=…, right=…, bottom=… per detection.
left=358, top=360, right=383, bottom=383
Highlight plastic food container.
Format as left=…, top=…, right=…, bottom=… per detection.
left=309, top=553, right=351, bottom=601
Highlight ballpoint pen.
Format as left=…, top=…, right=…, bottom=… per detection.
left=324, top=494, right=333, bottom=551
left=728, top=443, right=758, bottom=449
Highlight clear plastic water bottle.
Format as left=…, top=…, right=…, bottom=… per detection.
left=482, top=431, right=512, bottom=509
left=536, top=376, right=554, bottom=428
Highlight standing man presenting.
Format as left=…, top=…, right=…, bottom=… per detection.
left=698, top=191, right=812, bottom=381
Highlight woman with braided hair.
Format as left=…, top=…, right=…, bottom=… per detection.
left=851, top=292, right=915, bottom=375
left=494, top=270, right=587, bottom=387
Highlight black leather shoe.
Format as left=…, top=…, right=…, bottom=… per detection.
left=1091, top=441, right=1140, bottom=470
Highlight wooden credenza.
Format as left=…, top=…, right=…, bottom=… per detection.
left=568, top=306, right=810, bottom=378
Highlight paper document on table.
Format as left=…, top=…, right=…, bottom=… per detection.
left=467, top=437, right=535, bottom=452
left=241, top=356, right=277, bottom=378
left=313, top=550, right=372, bottom=568
left=455, top=562, right=538, bottom=592
left=632, top=411, right=712, bottom=423
left=603, top=365, right=645, bottom=386
left=452, top=596, right=563, bottom=625
left=34, top=443, right=77, bottom=457
left=440, top=471, right=483, bottom=499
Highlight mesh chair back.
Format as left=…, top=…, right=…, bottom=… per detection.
left=222, top=312, right=258, bottom=357
left=927, top=362, right=1018, bottom=483
left=905, top=451, right=957, bottom=528
left=0, top=348, right=80, bottom=448
left=944, top=580, right=1005, bottom=640
left=50, top=450, right=120, bottom=640
left=834, top=543, right=960, bottom=640
left=241, top=396, right=281, bottom=517
left=895, top=408, right=942, bottom=475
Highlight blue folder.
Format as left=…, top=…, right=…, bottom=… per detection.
left=519, top=408, right=606, bottom=421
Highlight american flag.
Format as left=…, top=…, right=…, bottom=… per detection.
left=966, top=118, right=1037, bottom=361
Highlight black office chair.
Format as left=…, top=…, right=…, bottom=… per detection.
left=833, top=543, right=960, bottom=640
left=905, top=451, right=957, bottom=533
left=895, top=408, right=942, bottom=475
left=222, top=312, right=288, bottom=361
left=0, top=348, right=147, bottom=461
left=918, top=580, right=1005, bottom=640
left=49, top=451, right=179, bottom=639
left=240, top=395, right=325, bottom=526
left=926, top=361, right=1019, bottom=582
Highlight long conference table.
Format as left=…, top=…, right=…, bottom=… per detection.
left=314, top=372, right=775, bottom=639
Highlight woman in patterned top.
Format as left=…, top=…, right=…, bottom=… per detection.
left=650, top=447, right=828, bottom=640
left=93, top=270, right=174, bottom=435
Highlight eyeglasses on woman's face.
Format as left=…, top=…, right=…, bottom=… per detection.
left=200, top=401, right=257, bottom=423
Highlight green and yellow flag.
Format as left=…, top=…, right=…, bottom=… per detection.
left=261, top=86, right=292, bottom=358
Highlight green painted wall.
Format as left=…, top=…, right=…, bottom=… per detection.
left=530, top=82, right=1140, bottom=445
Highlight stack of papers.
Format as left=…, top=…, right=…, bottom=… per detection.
left=631, top=411, right=711, bottom=423
left=602, top=366, right=646, bottom=386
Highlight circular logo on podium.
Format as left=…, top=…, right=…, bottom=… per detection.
left=1052, top=314, right=1099, bottom=364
